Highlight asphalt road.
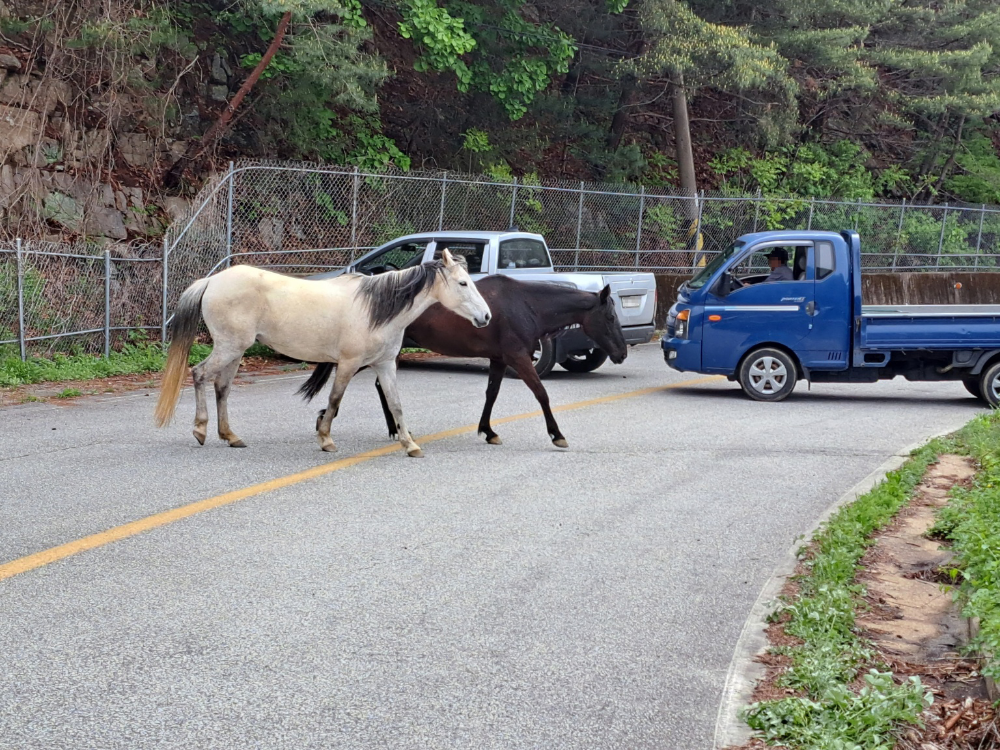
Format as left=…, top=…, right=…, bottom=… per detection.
left=0, top=344, right=986, bottom=749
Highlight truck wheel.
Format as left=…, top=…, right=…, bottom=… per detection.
left=962, top=377, right=985, bottom=401
left=979, top=362, right=1000, bottom=408
left=738, top=348, right=797, bottom=402
left=560, top=348, right=608, bottom=373
left=509, top=338, right=557, bottom=379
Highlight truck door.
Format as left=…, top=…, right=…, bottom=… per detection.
left=798, top=239, right=851, bottom=370
left=701, top=243, right=815, bottom=373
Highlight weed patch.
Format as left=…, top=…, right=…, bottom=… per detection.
left=933, top=411, right=1000, bottom=688
left=0, top=333, right=281, bottom=388
left=743, top=441, right=945, bottom=748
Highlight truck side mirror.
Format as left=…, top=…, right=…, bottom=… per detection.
left=716, top=272, right=732, bottom=297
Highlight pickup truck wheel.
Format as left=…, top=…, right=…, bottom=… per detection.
left=738, top=348, right=797, bottom=402
left=509, top=338, right=557, bottom=379
left=559, top=348, right=608, bottom=373
left=980, top=362, right=1000, bottom=408
left=963, top=377, right=985, bottom=401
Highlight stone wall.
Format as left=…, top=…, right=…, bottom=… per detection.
left=0, top=47, right=239, bottom=242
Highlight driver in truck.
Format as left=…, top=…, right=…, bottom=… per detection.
left=764, top=248, right=793, bottom=282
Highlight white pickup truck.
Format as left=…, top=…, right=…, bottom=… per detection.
left=316, top=230, right=657, bottom=376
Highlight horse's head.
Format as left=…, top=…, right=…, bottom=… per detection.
left=581, top=285, right=627, bottom=364
left=435, top=249, right=492, bottom=328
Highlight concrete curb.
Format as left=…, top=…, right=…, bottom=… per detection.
left=712, top=422, right=973, bottom=749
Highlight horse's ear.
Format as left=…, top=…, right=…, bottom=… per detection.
left=441, top=249, right=456, bottom=267
left=599, top=285, right=611, bottom=304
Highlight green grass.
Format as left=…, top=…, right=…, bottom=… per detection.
left=55, top=388, right=83, bottom=399
left=0, top=335, right=279, bottom=388
left=932, top=411, right=1000, bottom=687
left=743, top=440, right=945, bottom=749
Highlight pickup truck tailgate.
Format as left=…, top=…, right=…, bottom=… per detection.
left=604, top=274, right=657, bottom=328
left=861, top=305, right=1000, bottom=349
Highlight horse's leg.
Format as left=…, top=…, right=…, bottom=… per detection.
left=190, top=360, right=210, bottom=446
left=316, top=361, right=359, bottom=452
left=374, top=377, right=399, bottom=439
left=190, top=345, right=245, bottom=446
left=371, top=361, right=422, bottom=457
left=214, top=356, right=245, bottom=447
left=478, top=358, right=507, bottom=445
left=506, top=352, right=568, bottom=448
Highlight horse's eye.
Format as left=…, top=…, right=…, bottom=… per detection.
left=459, top=281, right=468, bottom=286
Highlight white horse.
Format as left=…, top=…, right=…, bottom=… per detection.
left=154, top=250, right=490, bottom=457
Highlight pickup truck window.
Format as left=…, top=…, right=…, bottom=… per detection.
left=356, top=241, right=427, bottom=274
left=689, top=241, right=743, bottom=289
left=816, top=241, right=835, bottom=279
left=499, top=239, right=550, bottom=269
left=434, top=241, right=487, bottom=273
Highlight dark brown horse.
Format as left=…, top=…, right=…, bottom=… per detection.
left=298, top=275, right=628, bottom=448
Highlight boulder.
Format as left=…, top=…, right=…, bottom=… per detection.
left=162, top=196, right=190, bottom=223
left=208, top=84, right=229, bottom=102
left=210, top=53, right=230, bottom=84
left=0, top=53, right=19, bottom=71
left=84, top=206, right=128, bottom=239
left=118, top=132, right=155, bottom=168
left=0, top=104, right=41, bottom=150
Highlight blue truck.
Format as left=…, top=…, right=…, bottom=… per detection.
left=662, top=230, right=1000, bottom=406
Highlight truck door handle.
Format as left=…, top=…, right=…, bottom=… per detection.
left=806, top=301, right=816, bottom=316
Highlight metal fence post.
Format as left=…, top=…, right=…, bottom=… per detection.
left=635, top=186, right=645, bottom=270
left=224, top=161, right=234, bottom=268
left=16, top=238, right=25, bottom=361
left=104, top=249, right=111, bottom=358
left=574, top=182, right=584, bottom=271
left=853, top=197, right=861, bottom=231
left=806, top=197, right=815, bottom=230
left=438, top=172, right=447, bottom=231
left=694, top=190, right=705, bottom=260
left=892, top=198, right=906, bottom=271
left=937, top=203, right=949, bottom=269
left=161, top=236, right=168, bottom=343
left=509, top=177, right=518, bottom=228
left=350, top=166, right=359, bottom=263
left=975, top=205, right=985, bottom=269
left=752, top=189, right=761, bottom=233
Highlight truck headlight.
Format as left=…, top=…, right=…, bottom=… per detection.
left=675, top=309, right=690, bottom=339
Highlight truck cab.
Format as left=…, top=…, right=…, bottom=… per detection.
left=663, top=230, right=1000, bottom=405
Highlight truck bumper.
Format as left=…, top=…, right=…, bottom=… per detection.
left=661, top=336, right=701, bottom=372
left=554, top=324, right=654, bottom=360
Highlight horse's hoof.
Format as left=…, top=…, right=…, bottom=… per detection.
left=486, top=435, right=503, bottom=445
left=229, top=439, right=247, bottom=448
left=407, top=447, right=424, bottom=458
left=192, top=430, right=206, bottom=446
left=552, top=438, right=569, bottom=448
left=321, top=443, right=338, bottom=453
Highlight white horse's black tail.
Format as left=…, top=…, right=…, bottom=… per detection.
left=297, top=362, right=334, bottom=401
left=154, top=277, right=210, bottom=426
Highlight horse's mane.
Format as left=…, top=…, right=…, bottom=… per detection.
left=356, top=260, right=449, bottom=328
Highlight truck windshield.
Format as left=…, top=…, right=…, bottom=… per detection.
left=688, top=242, right=744, bottom=289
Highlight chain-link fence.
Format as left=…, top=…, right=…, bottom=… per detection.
left=5, top=158, right=1000, bottom=360
left=0, top=239, right=163, bottom=360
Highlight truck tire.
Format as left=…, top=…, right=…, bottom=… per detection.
left=509, top=337, right=557, bottom=379
left=980, top=361, right=1000, bottom=408
left=963, top=377, right=985, bottom=401
left=560, top=348, right=608, bottom=373
left=738, top=347, right=797, bottom=402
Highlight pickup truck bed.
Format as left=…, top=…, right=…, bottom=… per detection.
left=861, top=305, right=1000, bottom=350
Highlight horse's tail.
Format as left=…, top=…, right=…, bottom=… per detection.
left=297, top=361, right=335, bottom=402
left=154, top=277, right=210, bottom=427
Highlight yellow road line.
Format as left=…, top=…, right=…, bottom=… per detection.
left=0, top=375, right=722, bottom=582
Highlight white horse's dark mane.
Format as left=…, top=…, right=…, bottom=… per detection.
left=356, top=260, right=449, bottom=328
